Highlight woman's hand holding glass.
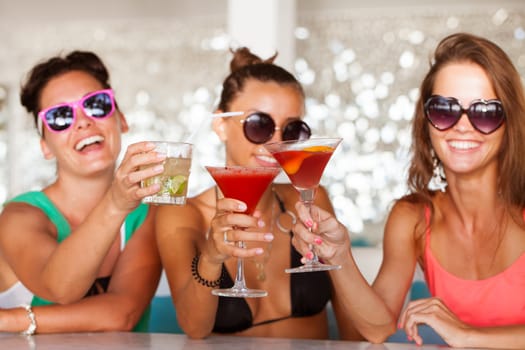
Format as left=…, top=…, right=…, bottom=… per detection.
left=292, top=201, right=350, bottom=267
left=205, top=197, right=273, bottom=264
left=108, top=141, right=167, bottom=212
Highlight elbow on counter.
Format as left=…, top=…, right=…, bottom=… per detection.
left=364, top=323, right=398, bottom=344
left=178, top=318, right=213, bottom=339
left=97, top=307, right=143, bottom=332
left=185, top=332, right=208, bottom=340
left=105, top=316, right=138, bottom=332
left=180, top=324, right=211, bottom=340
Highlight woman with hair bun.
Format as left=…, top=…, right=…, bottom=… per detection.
left=156, top=47, right=352, bottom=339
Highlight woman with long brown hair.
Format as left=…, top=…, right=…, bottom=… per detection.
left=291, top=33, right=525, bottom=348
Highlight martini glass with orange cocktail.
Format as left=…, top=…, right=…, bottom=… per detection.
left=264, top=138, right=342, bottom=273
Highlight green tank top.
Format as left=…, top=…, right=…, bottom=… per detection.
left=7, top=191, right=151, bottom=332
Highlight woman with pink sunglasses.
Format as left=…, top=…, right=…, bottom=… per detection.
left=291, top=33, right=525, bottom=349
left=0, top=51, right=164, bottom=333
left=155, top=48, right=355, bottom=340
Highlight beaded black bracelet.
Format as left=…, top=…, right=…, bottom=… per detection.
left=191, top=254, right=222, bottom=288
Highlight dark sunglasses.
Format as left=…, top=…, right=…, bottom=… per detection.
left=37, top=89, right=116, bottom=134
left=424, top=95, right=505, bottom=135
left=238, top=112, right=311, bottom=144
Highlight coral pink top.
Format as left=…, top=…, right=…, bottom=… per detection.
left=424, top=207, right=525, bottom=327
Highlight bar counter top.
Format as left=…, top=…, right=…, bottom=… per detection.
left=0, top=331, right=488, bottom=350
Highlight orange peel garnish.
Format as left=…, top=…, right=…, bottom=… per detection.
left=282, top=155, right=308, bottom=175
left=282, top=146, right=334, bottom=175
left=303, top=145, right=334, bottom=153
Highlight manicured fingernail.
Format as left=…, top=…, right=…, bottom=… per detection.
left=314, top=237, right=323, bottom=245
left=258, top=219, right=265, bottom=228
left=306, top=251, right=314, bottom=260
left=264, top=233, right=274, bottom=241
left=255, top=248, right=264, bottom=255
left=153, top=165, right=164, bottom=172
left=238, top=203, right=247, bottom=211
left=305, top=220, right=313, bottom=228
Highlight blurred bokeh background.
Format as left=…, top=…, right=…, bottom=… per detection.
left=0, top=0, right=523, bottom=244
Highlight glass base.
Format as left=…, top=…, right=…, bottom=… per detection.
left=211, top=287, right=267, bottom=298
left=142, top=195, right=186, bottom=205
left=285, top=263, right=341, bottom=273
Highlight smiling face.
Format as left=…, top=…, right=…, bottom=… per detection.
left=38, top=70, right=128, bottom=177
left=429, top=62, right=504, bottom=178
left=214, top=79, right=305, bottom=167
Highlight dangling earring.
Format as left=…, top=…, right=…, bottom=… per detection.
left=428, top=150, right=447, bottom=192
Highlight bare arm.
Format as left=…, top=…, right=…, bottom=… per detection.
left=401, top=295, right=525, bottom=349
left=310, top=186, right=366, bottom=340
left=156, top=190, right=272, bottom=339
left=464, top=325, right=525, bottom=349
left=292, top=199, right=420, bottom=342
left=156, top=201, right=219, bottom=339
left=0, top=292, right=155, bottom=334
left=0, top=142, right=164, bottom=303
left=0, top=209, right=161, bottom=333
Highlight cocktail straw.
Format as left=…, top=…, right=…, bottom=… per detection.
left=185, top=111, right=245, bottom=143
left=210, top=111, right=244, bottom=118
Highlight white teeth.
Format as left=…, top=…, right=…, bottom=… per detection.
left=257, top=155, right=278, bottom=164
left=449, top=140, right=478, bottom=150
left=75, top=135, right=104, bottom=151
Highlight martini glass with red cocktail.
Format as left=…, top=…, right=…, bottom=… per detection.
left=264, top=137, right=342, bottom=273
left=205, top=165, right=280, bottom=297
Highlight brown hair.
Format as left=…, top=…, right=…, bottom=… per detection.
left=20, top=50, right=113, bottom=129
left=217, top=47, right=304, bottom=112
left=407, top=32, right=525, bottom=208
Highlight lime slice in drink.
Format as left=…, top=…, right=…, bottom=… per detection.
left=144, top=175, right=161, bottom=188
left=166, top=175, right=188, bottom=196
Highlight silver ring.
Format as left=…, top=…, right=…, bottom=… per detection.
left=223, top=231, right=229, bottom=243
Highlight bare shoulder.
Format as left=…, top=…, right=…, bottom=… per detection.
left=0, top=202, right=57, bottom=276
left=0, top=201, right=54, bottom=238
left=383, top=196, right=428, bottom=259
left=389, top=198, right=424, bottom=220
left=0, top=201, right=48, bottom=220
left=386, top=197, right=426, bottom=233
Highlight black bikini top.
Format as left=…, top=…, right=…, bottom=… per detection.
left=212, top=192, right=331, bottom=333
left=85, top=276, right=111, bottom=297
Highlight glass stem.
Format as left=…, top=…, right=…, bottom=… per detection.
left=300, top=189, right=320, bottom=266
left=233, top=241, right=248, bottom=290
